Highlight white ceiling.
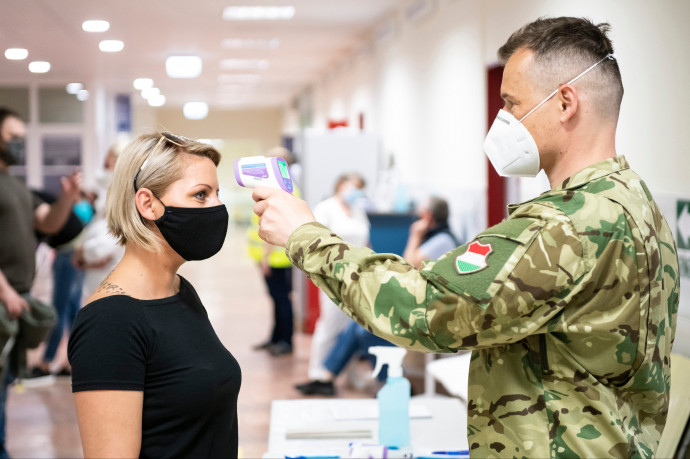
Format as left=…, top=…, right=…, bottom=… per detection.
left=0, top=0, right=400, bottom=110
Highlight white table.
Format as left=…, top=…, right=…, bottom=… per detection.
left=263, top=396, right=468, bottom=458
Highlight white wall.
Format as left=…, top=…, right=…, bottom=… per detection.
left=311, top=0, right=489, bottom=239
left=304, top=0, right=690, bottom=353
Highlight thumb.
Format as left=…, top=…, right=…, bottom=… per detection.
left=252, top=185, right=277, bottom=202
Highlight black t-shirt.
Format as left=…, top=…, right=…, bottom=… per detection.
left=68, top=276, right=241, bottom=459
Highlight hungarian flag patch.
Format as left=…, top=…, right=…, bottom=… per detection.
left=455, top=241, right=492, bottom=274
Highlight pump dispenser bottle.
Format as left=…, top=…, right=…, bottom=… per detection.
left=369, top=346, right=410, bottom=447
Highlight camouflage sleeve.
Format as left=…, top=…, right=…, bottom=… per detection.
left=287, top=223, right=441, bottom=352
left=286, top=205, right=587, bottom=353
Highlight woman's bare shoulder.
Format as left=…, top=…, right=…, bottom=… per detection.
left=87, top=277, right=130, bottom=305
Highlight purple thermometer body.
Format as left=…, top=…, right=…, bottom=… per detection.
left=234, top=156, right=294, bottom=194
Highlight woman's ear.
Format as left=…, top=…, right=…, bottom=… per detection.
left=557, top=84, right=579, bottom=123
left=135, top=189, right=159, bottom=221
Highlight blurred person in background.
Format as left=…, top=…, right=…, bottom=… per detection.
left=249, top=147, right=298, bottom=356
left=0, top=107, right=82, bottom=458
left=295, top=173, right=370, bottom=394
left=403, top=196, right=459, bottom=268
left=72, top=140, right=127, bottom=302
left=68, top=132, right=240, bottom=458
left=24, top=189, right=94, bottom=381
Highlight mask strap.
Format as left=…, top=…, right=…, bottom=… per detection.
left=519, top=53, right=616, bottom=122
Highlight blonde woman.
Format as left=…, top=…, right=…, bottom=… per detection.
left=68, top=133, right=240, bottom=458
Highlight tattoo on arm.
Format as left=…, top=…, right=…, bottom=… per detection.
left=95, top=279, right=127, bottom=296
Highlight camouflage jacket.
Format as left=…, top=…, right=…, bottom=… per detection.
left=286, top=156, right=679, bottom=458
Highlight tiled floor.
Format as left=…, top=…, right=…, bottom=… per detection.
left=6, top=226, right=379, bottom=458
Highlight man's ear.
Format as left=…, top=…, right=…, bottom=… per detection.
left=557, top=84, right=578, bottom=123
left=135, top=189, right=159, bottom=221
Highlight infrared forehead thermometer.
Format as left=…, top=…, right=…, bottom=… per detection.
left=234, top=156, right=294, bottom=194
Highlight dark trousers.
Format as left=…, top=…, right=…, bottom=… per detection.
left=264, top=267, right=293, bottom=346
left=0, top=359, right=13, bottom=458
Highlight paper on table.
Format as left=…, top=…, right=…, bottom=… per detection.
left=330, top=403, right=432, bottom=421
left=285, top=427, right=373, bottom=440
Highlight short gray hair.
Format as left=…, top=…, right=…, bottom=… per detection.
left=498, top=17, right=624, bottom=120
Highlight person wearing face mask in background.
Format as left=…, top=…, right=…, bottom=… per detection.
left=68, top=132, right=241, bottom=458
left=0, top=107, right=82, bottom=458
left=72, top=140, right=127, bottom=303
left=249, top=147, right=300, bottom=356
left=251, top=17, right=679, bottom=458
left=24, top=188, right=95, bottom=382
left=294, top=173, right=370, bottom=395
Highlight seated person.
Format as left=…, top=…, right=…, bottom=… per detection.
left=295, top=320, right=394, bottom=396
left=403, top=196, right=458, bottom=268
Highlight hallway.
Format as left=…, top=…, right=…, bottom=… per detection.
left=6, top=225, right=378, bottom=458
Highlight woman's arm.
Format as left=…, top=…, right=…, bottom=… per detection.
left=74, top=391, right=143, bottom=458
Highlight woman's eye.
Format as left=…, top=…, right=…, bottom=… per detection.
left=194, top=191, right=206, bottom=200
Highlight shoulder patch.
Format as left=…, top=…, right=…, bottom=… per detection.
left=456, top=241, right=492, bottom=274
left=423, top=218, right=544, bottom=308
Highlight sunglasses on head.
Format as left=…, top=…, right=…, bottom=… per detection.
left=133, top=132, right=191, bottom=192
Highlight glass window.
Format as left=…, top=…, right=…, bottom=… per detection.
left=42, top=135, right=81, bottom=166
left=38, top=87, right=83, bottom=123
left=0, top=87, right=30, bottom=121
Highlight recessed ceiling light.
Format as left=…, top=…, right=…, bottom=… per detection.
left=148, top=95, right=166, bottom=107
left=82, top=20, right=110, bottom=32
left=166, top=56, right=202, bottom=79
left=66, top=83, right=83, bottom=94
left=82, top=20, right=110, bottom=33
left=141, top=87, right=160, bottom=99
left=76, top=89, right=89, bottom=101
left=133, top=78, right=154, bottom=90
left=183, top=102, right=209, bottom=120
left=99, top=40, right=124, bottom=52
left=223, top=6, right=295, bottom=20
left=28, top=61, right=50, bottom=73
left=5, top=48, right=28, bottom=60
left=218, top=74, right=262, bottom=84
left=221, top=38, right=280, bottom=49
left=220, top=59, right=269, bottom=70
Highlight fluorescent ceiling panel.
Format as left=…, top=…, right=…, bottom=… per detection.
left=222, top=6, right=295, bottom=21
left=166, top=56, right=202, bottom=78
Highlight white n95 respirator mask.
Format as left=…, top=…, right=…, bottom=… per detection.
left=483, top=53, right=616, bottom=178
left=483, top=109, right=540, bottom=177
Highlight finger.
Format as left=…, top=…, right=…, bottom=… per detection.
left=252, top=186, right=276, bottom=202
left=253, top=200, right=267, bottom=217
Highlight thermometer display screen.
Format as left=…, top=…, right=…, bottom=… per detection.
left=278, top=161, right=290, bottom=179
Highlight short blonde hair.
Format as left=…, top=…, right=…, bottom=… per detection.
left=106, top=132, right=221, bottom=252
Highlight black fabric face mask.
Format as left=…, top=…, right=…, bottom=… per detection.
left=153, top=198, right=229, bottom=261
left=0, top=138, right=25, bottom=165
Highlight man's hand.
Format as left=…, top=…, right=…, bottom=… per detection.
left=252, top=186, right=315, bottom=247
left=0, top=285, right=28, bottom=319
left=409, top=218, right=430, bottom=239
left=61, top=169, right=83, bottom=202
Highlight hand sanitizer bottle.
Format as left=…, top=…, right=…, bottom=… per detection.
left=369, top=346, right=410, bottom=447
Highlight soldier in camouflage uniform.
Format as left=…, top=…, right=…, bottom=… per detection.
left=252, top=17, right=679, bottom=459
